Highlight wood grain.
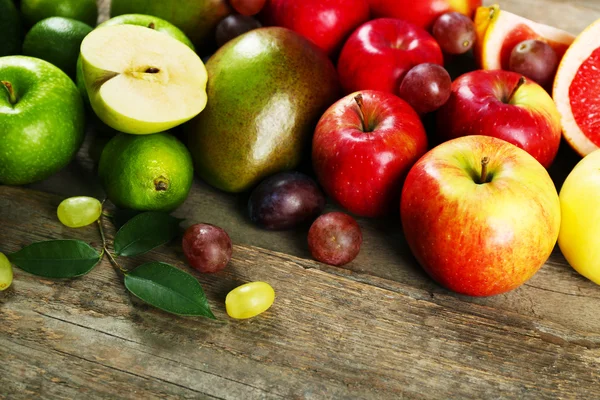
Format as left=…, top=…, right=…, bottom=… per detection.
left=2, top=186, right=600, bottom=399
left=2, top=0, right=600, bottom=398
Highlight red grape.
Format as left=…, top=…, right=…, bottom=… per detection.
left=398, top=63, right=452, bottom=114
left=432, top=12, right=476, bottom=55
left=183, top=224, right=232, bottom=273
left=215, top=14, right=262, bottom=47
left=509, top=39, right=558, bottom=87
left=308, top=212, right=362, bottom=266
left=248, top=172, right=326, bottom=230
left=230, top=0, right=266, bottom=16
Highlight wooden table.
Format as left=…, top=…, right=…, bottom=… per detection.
left=2, top=1, right=600, bottom=398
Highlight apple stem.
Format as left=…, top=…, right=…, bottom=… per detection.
left=507, top=76, right=526, bottom=104
left=1, top=81, right=17, bottom=105
left=148, top=22, right=156, bottom=29
left=479, top=157, right=490, bottom=184
left=354, top=94, right=368, bottom=132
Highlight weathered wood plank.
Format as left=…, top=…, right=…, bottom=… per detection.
left=2, top=186, right=600, bottom=399
left=3, top=0, right=600, bottom=398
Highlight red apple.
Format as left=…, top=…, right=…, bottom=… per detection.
left=337, top=18, right=444, bottom=96
left=261, top=0, right=370, bottom=57
left=368, top=0, right=482, bottom=30
left=400, top=135, right=560, bottom=297
left=313, top=90, right=428, bottom=217
left=436, top=70, right=562, bottom=168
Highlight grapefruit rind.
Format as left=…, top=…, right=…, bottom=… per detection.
left=554, top=20, right=600, bottom=157
left=475, top=4, right=575, bottom=70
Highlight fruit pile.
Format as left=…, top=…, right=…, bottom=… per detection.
left=2, top=0, right=600, bottom=316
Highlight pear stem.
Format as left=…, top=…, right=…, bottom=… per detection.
left=1, top=81, right=17, bottom=105
left=354, top=94, right=367, bottom=132
left=480, top=157, right=490, bottom=184
left=507, top=76, right=526, bottom=104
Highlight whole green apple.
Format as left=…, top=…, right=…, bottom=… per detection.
left=75, top=14, right=195, bottom=104
left=110, top=0, right=232, bottom=51
left=400, top=135, right=560, bottom=297
left=0, top=0, right=22, bottom=56
left=0, top=56, right=85, bottom=185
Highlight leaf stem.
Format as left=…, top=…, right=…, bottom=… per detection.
left=97, top=216, right=128, bottom=275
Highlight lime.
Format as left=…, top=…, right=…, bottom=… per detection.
left=23, top=17, right=93, bottom=78
left=21, top=0, right=98, bottom=27
left=99, top=133, right=194, bottom=212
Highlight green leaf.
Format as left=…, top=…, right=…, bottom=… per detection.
left=8, top=240, right=101, bottom=278
left=114, top=212, right=182, bottom=257
left=124, top=262, right=215, bottom=318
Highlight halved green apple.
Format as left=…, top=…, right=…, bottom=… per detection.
left=80, top=24, right=207, bottom=135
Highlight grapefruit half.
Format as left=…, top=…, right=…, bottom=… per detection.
left=475, top=4, right=575, bottom=70
left=554, top=19, right=600, bottom=156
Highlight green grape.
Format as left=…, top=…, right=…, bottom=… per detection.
left=225, top=281, right=275, bottom=319
left=57, top=196, right=102, bottom=228
left=0, top=252, right=13, bottom=291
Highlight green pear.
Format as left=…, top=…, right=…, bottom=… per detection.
left=110, top=0, right=231, bottom=51
left=0, top=0, right=22, bottom=56
left=186, top=27, right=340, bottom=193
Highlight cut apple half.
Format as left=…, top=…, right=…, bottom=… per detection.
left=554, top=19, right=600, bottom=156
left=81, top=24, right=208, bottom=135
left=474, top=4, right=575, bottom=70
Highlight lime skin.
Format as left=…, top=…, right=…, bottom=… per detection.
left=21, top=0, right=98, bottom=27
left=23, top=17, right=93, bottom=78
left=98, top=133, right=194, bottom=212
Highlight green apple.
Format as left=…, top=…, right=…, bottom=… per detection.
left=558, top=149, right=600, bottom=285
left=80, top=24, right=208, bottom=135
left=110, top=0, right=231, bottom=51
left=0, top=0, right=22, bottom=56
left=0, top=56, right=85, bottom=185
left=98, top=14, right=195, bottom=50
left=21, top=0, right=98, bottom=27
left=75, top=13, right=195, bottom=104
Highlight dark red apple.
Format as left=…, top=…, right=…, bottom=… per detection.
left=313, top=90, right=428, bottom=217
left=436, top=70, right=562, bottom=168
left=261, top=0, right=370, bottom=56
left=337, top=18, right=444, bottom=96
left=368, top=0, right=482, bottom=30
